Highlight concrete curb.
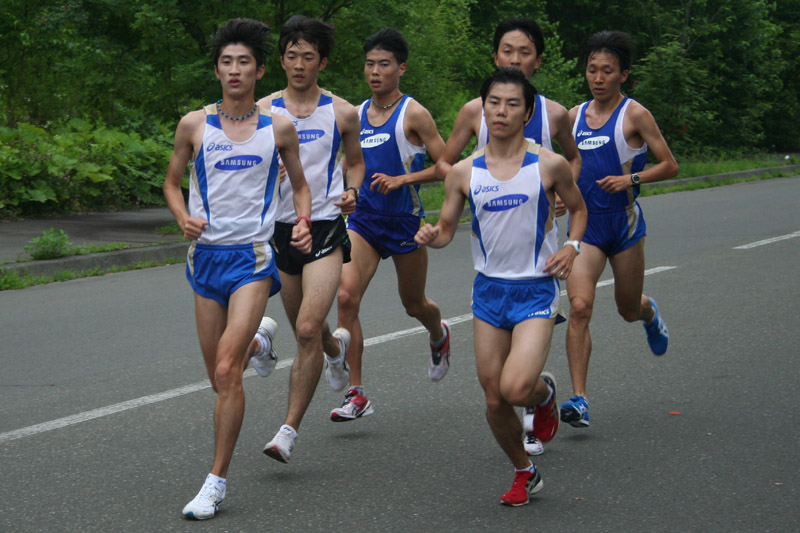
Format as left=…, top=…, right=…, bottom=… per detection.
left=2, top=243, right=188, bottom=279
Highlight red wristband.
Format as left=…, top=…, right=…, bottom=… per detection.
left=295, top=216, right=311, bottom=229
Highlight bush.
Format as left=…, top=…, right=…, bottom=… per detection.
left=0, top=119, right=172, bottom=217
left=24, top=228, right=74, bottom=260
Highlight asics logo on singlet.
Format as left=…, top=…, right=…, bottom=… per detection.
left=206, top=142, right=234, bottom=152
left=298, top=129, right=325, bottom=144
left=361, top=133, right=391, bottom=148
left=214, top=155, right=263, bottom=171
left=577, top=135, right=611, bottom=150
left=483, top=194, right=529, bottom=212
left=576, top=130, right=593, bottom=137
left=473, top=184, right=500, bottom=195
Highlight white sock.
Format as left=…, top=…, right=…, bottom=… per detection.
left=515, top=463, right=535, bottom=474
left=430, top=323, right=447, bottom=347
left=279, top=424, right=298, bottom=439
left=205, top=473, right=226, bottom=488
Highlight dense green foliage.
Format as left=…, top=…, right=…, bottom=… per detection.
left=1, top=0, right=798, bottom=217
left=0, top=120, right=171, bottom=215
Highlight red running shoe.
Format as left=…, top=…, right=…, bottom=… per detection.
left=532, top=372, right=559, bottom=443
left=500, top=468, right=543, bottom=506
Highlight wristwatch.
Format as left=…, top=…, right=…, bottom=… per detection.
left=344, top=186, right=360, bottom=202
left=630, top=172, right=641, bottom=185
left=565, top=240, right=581, bottom=254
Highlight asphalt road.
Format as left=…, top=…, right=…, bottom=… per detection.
left=1, top=178, right=799, bottom=532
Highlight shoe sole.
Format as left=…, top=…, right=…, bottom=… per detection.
left=263, top=445, right=290, bottom=463
left=330, top=403, right=374, bottom=422
left=560, top=408, right=590, bottom=427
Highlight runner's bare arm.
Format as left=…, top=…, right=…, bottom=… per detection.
left=370, top=101, right=446, bottom=194
left=435, top=98, right=482, bottom=179
left=415, top=158, right=470, bottom=249
left=540, top=150, right=587, bottom=277
left=334, top=100, right=364, bottom=214
left=597, top=102, right=678, bottom=193
left=273, top=114, right=312, bottom=253
left=548, top=100, right=582, bottom=182
left=164, top=111, right=208, bottom=240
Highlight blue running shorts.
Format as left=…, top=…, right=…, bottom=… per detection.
left=576, top=203, right=647, bottom=257
left=186, top=242, right=281, bottom=307
left=347, top=209, right=423, bottom=259
left=471, top=273, right=564, bottom=331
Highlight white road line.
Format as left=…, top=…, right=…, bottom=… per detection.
left=734, top=231, right=800, bottom=249
left=0, top=265, right=677, bottom=445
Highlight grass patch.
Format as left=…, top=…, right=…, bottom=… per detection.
left=22, top=227, right=129, bottom=261
left=156, top=221, right=183, bottom=236
left=675, top=154, right=795, bottom=179
left=0, top=257, right=184, bottom=291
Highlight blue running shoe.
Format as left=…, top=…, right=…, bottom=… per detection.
left=643, top=297, right=668, bottom=356
left=560, top=395, right=590, bottom=427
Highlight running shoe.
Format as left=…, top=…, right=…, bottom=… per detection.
left=429, top=321, right=451, bottom=382
left=643, top=297, right=669, bottom=355
left=522, top=406, right=544, bottom=455
left=500, top=468, right=543, bottom=507
left=532, top=372, right=559, bottom=443
left=560, top=395, right=590, bottom=427
left=263, top=425, right=297, bottom=463
left=251, top=317, right=278, bottom=377
left=182, top=478, right=225, bottom=520
left=330, top=387, right=374, bottom=422
left=324, top=327, right=351, bottom=391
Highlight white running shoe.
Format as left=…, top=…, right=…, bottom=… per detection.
left=263, top=425, right=297, bottom=463
left=325, top=328, right=351, bottom=391
left=522, top=406, right=544, bottom=455
left=524, top=434, right=544, bottom=456
left=251, top=317, right=278, bottom=377
left=182, top=478, right=225, bottom=520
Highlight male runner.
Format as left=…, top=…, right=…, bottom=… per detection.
left=436, top=17, right=581, bottom=455
left=415, top=68, right=587, bottom=506
left=437, top=17, right=580, bottom=184
left=324, top=28, right=449, bottom=421
left=561, top=30, right=677, bottom=428
left=254, top=15, right=365, bottom=462
left=163, top=18, right=312, bottom=520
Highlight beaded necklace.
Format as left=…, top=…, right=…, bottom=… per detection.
left=216, top=99, right=258, bottom=121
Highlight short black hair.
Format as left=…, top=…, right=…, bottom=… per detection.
left=278, top=15, right=336, bottom=60
left=492, top=17, right=545, bottom=57
left=480, top=67, right=538, bottom=120
left=212, top=18, right=271, bottom=68
left=584, top=30, right=634, bottom=72
left=363, top=27, right=408, bottom=65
